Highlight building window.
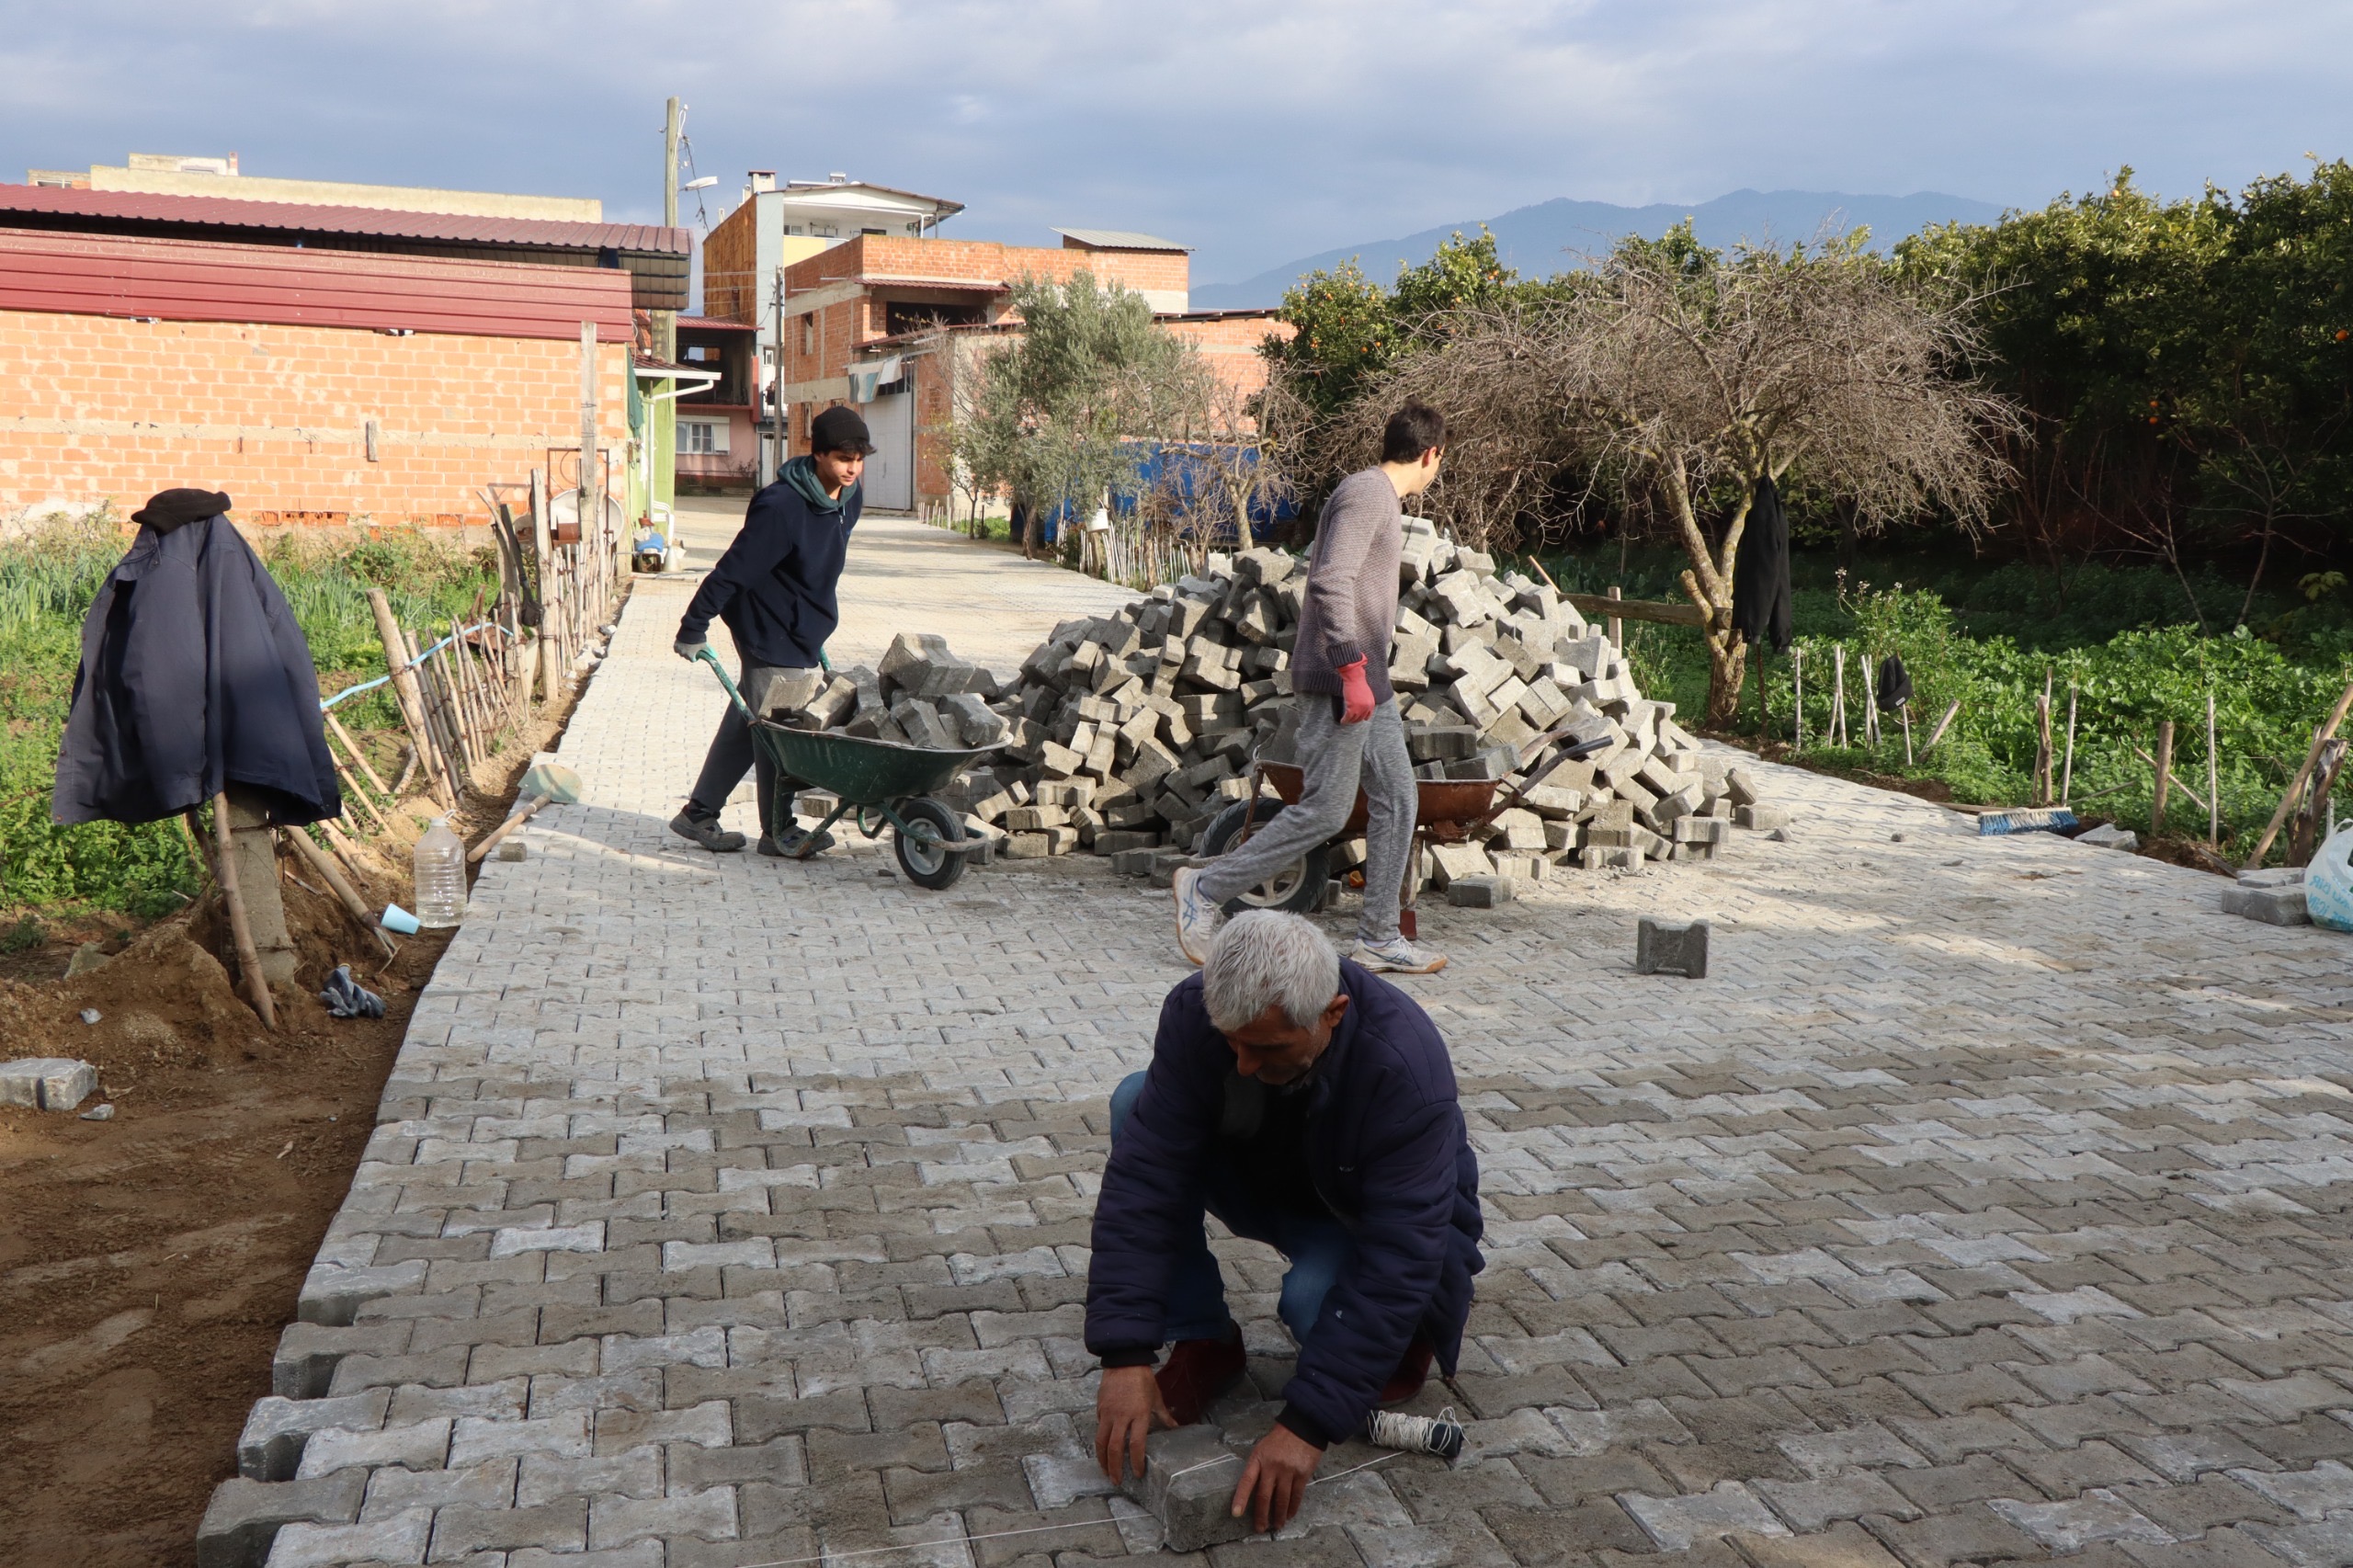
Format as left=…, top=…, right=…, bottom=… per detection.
left=800, top=314, right=815, bottom=353
left=680, top=420, right=729, bottom=456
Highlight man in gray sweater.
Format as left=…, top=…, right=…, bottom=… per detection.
left=1176, top=402, right=1449, bottom=974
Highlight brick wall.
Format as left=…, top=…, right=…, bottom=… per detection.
left=1163, top=314, right=1295, bottom=403
left=0, top=310, right=631, bottom=526
left=781, top=234, right=1188, bottom=306
left=701, top=202, right=756, bottom=324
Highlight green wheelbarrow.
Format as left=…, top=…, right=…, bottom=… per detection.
left=696, top=648, right=998, bottom=890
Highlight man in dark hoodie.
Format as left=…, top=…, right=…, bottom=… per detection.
left=1088, top=911, right=1483, bottom=1536
left=672, top=405, right=871, bottom=855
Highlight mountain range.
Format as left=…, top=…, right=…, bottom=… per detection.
left=1191, top=188, right=2008, bottom=311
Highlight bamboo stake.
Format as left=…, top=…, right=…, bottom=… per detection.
left=326, top=749, right=389, bottom=835
left=317, top=812, right=384, bottom=888
left=433, top=634, right=484, bottom=774
left=2060, top=683, right=2078, bottom=807
left=1832, top=645, right=1848, bottom=747
left=2207, top=689, right=2221, bottom=846
left=408, top=629, right=471, bottom=793
left=324, top=709, right=393, bottom=801
left=282, top=827, right=397, bottom=959
left=367, top=587, right=454, bottom=808
left=208, top=792, right=276, bottom=1028
left=2035, top=691, right=2053, bottom=806
left=2153, top=720, right=2175, bottom=832
left=1792, top=647, right=1804, bottom=753
left=2133, top=744, right=2210, bottom=816
left=1921, top=699, right=1963, bottom=756
left=2245, top=676, right=2353, bottom=869
left=1901, top=703, right=1913, bottom=765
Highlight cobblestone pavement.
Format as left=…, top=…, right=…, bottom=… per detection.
left=228, top=525, right=2353, bottom=1568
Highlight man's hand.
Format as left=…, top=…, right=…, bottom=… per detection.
left=1337, top=660, right=1375, bottom=725
left=1231, top=1422, right=1324, bottom=1533
left=675, top=639, right=708, bottom=664
left=1095, top=1365, right=1175, bottom=1485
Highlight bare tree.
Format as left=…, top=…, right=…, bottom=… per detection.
left=1358, top=233, right=2020, bottom=723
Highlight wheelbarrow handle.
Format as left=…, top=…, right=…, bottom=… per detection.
left=695, top=645, right=756, bottom=721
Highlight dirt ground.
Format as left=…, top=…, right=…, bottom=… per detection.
left=0, top=706, right=578, bottom=1566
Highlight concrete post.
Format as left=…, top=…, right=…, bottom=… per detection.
left=225, top=786, right=299, bottom=986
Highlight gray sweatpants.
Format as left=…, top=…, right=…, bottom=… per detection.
left=1197, top=696, right=1417, bottom=946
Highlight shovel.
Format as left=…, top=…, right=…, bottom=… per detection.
left=468, top=762, right=583, bottom=862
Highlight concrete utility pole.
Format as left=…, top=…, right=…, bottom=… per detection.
left=657, top=97, right=681, bottom=367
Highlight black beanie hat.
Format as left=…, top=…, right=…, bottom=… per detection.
left=810, top=405, right=875, bottom=456
left=131, top=488, right=232, bottom=533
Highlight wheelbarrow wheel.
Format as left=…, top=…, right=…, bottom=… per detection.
left=893, top=799, right=968, bottom=891
left=1199, top=799, right=1328, bottom=915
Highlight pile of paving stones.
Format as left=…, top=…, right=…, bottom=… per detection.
left=800, top=524, right=1789, bottom=884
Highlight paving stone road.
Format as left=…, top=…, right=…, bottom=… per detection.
left=221, top=516, right=2353, bottom=1568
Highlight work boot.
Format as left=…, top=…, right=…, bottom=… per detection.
left=1172, top=867, right=1225, bottom=967
left=1379, top=1335, right=1437, bottom=1405
left=670, top=811, right=746, bottom=852
left=757, top=825, right=837, bottom=858
left=1350, top=935, right=1447, bottom=975
left=1154, top=1321, right=1246, bottom=1426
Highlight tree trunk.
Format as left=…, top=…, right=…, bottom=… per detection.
left=1663, top=456, right=1756, bottom=728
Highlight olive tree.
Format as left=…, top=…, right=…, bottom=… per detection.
left=951, top=272, right=1210, bottom=562
left=1366, top=227, right=2019, bottom=723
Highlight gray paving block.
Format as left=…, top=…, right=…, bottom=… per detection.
left=1733, top=803, right=1791, bottom=831
left=2222, top=884, right=2311, bottom=926
left=238, top=1387, right=393, bottom=1480
left=0, top=1056, right=97, bottom=1111
left=1118, top=1422, right=1253, bottom=1553
left=195, top=1471, right=366, bottom=1568
left=1448, top=875, right=1514, bottom=908
left=1635, top=915, right=1710, bottom=979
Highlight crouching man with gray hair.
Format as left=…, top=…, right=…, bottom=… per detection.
left=1087, top=911, right=1483, bottom=1535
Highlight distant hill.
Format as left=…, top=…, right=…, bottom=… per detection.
left=1192, top=188, right=2006, bottom=311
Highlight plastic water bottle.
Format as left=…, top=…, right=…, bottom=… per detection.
left=413, top=817, right=467, bottom=928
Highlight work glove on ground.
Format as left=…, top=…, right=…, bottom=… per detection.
left=319, top=964, right=385, bottom=1019
left=1337, top=658, right=1375, bottom=724
left=675, top=639, right=708, bottom=663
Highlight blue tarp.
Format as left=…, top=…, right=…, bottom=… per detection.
left=1022, top=441, right=1297, bottom=548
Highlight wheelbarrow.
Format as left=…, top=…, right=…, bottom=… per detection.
left=696, top=648, right=998, bottom=890
left=1199, top=726, right=1614, bottom=931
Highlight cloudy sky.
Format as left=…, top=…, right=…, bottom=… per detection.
left=6, top=0, right=2349, bottom=284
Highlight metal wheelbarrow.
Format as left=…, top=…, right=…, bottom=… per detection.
left=697, top=648, right=998, bottom=890
left=1199, top=726, right=1614, bottom=932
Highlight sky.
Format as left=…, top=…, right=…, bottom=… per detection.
left=5, top=0, right=2351, bottom=286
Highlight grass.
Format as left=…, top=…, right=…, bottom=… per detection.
left=0, top=516, right=501, bottom=925
left=1535, top=541, right=2353, bottom=864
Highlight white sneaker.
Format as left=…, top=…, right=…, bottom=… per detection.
left=1351, top=936, right=1448, bottom=974
left=1173, top=866, right=1225, bottom=966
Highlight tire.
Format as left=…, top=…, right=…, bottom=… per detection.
left=1198, top=799, right=1329, bottom=915
left=893, top=799, right=968, bottom=891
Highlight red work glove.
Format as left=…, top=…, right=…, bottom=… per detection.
left=1337, top=659, right=1375, bottom=724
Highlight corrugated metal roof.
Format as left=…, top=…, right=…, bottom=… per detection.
left=0, top=183, right=689, bottom=254
left=1052, top=227, right=1191, bottom=253
left=0, top=227, right=634, bottom=341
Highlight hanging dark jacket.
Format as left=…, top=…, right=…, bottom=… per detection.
left=1731, top=473, right=1793, bottom=653
left=1086, top=962, right=1483, bottom=1449
left=52, top=513, right=340, bottom=826
left=677, top=457, right=861, bottom=668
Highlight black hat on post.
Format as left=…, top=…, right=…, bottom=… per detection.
left=131, top=488, right=232, bottom=533
left=810, top=405, right=875, bottom=457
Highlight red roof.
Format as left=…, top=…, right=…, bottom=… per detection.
left=0, top=183, right=687, bottom=255
left=0, top=227, right=634, bottom=340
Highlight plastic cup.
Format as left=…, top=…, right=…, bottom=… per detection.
left=381, top=903, right=422, bottom=935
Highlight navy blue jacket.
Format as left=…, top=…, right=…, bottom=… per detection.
left=52, top=513, right=339, bottom=827
left=677, top=471, right=860, bottom=668
left=1086, top=962, right=1483, bottom=1447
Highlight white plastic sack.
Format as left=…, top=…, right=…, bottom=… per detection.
left=2304, top=824, right=2353, bottom=932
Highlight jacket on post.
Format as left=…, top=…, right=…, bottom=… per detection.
left=1086, top=961, right=1483, bottom=1447
left=51, top=513, right=340, bottom=826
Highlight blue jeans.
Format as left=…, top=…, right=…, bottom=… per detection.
left=1108, top=1071, right=1354, bottom=1346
